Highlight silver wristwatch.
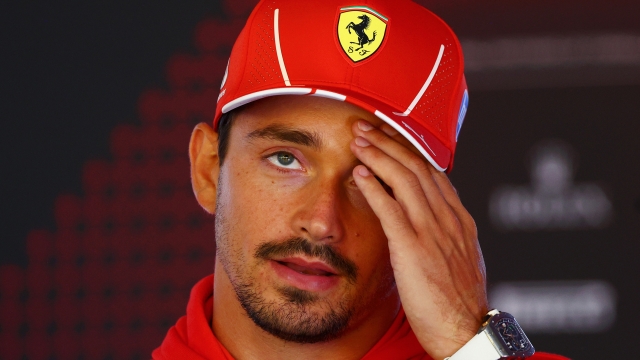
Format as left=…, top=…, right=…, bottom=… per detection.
left=445, top=309, right=535, bottom=360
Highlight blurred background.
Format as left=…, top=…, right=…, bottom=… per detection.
left=1, top=0, right=638, bottom=358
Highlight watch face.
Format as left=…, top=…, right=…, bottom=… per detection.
left=495, top=317, right=532, bottom=353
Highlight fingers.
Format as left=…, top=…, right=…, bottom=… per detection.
left=427, top=166, right=474, bottom=227
left=350, top=133, right=438, bottom=233
left=425, top=165, right=484, bottom=280
left=351, top=120, right=461, bottom=236
left=352, top=165, right=417, bottom=241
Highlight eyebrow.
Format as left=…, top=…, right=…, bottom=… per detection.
left=246, top=124, right=323, bottom=150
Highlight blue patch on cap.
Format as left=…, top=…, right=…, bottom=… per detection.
left=455, top=90, right=468, bottom=142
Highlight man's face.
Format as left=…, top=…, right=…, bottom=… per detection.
left=214, top=96, right=399, bottom=343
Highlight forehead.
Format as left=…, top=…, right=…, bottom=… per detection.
left=232, top=95, right=383, bottom=135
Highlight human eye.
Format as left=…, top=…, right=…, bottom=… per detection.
left=266, top=151, right=303, bottom=171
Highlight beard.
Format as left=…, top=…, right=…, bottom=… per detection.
left=215, top=195, right=361, bottom=343
left=232, top=265, right=354, bottom=343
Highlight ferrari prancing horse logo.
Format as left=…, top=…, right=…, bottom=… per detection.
left=337, top=6, right=388, bottom=63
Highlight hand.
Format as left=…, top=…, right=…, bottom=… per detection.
left=350, top=120, right=488, bottom=360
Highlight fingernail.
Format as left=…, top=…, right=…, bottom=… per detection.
left=358, top=121, right=374, bottom=131
left=357, top=166, right=371, bottom=177
left=355, top=137, right=371, bottom=147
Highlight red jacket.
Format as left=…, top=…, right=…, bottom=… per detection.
left=153, top=276, right=568, bottom=360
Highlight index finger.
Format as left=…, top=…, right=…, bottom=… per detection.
left=352, top=120, right=457, bottom=224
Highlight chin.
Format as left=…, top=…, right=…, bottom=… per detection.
left=236, top=279, right=356, bottom=344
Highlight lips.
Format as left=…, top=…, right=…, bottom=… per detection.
left=280, top=261, right=333, bottom=276
left=269, top=257, right=340, bottom=292
left=275, top=257, right=337, bottom=276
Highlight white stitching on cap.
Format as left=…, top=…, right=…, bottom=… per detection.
left=310, top=90, right=347, bottom=101
left=221, top=88, right=312, bottom=113
left=374, top=110, right=447, bottom=172
left=217, top=89, right=226, bottom=103
left=274, top=9, right=292, bottom=87
left=220, top=59, right=229, bottom=90
left=401, top=121, right=435, bottom=156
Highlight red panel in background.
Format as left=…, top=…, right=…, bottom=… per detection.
left=54, top=194, right=83, bottom=231
left=52, top=296, right=83, bottom=332
left=81, top=328, right=111, bottom=359
left=0, top=303, right=23, bottom=340
left=82, top=160, right=114, bottom=195
left=24, top=332, right=52, bottom=359
left=0, top=0, right=253, bottom=357
left=110, top=327, right=140, bottom=359
left=110, top=124, right=140, bottom=161
left=0, top=332, right=23, bottom=360
left=0, top=265, right=25, bottom=299
left=53, top=264, right=82, bottom=297
left=0, top=266, right=26, bottom=360
left=24, top=298, right=53, bottom=333
left=25, top=230, right=54, bottom=266
left=52, top=330, right=82, bottom=360
left=25, top=264, right=52, bottom=300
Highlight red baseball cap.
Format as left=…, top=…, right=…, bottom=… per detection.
left=214, top=0, right=469, bottom=172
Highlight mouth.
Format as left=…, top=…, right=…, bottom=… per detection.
left=275, top=258, right=337, bottom=276
left=269, top=257, right=340, bottom=292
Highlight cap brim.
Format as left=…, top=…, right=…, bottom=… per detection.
left=220, top=87, right=450, bottom=172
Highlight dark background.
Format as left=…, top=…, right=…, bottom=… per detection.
left=1, top=0, right=638, bottom=359
left=0, top=0, right=222, bottom=266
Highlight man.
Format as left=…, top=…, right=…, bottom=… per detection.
left=154, top=0, right=567, bottom=359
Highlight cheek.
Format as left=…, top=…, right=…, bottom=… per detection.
left=351, top=214, right=396, bottom=293
left=344, top=210, right=392, bottom=280
left=218, top=162, right=302, bottom=246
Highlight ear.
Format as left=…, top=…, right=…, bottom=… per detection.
left=189, top=122, right=220, bottom=214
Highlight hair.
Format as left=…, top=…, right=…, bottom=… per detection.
left=217, top=111, right=234, bottom=166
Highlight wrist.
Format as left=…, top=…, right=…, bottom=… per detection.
left=420, top=323, right=479, bottom=360
left=444, top=310, right=535, bottom=360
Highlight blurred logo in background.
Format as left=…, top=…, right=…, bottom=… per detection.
left=490, top=280, right=617, bottom=334
left=490, top=139, right=613, bottom=231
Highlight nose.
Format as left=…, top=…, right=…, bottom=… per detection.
left=292, top=179, right=346, bottom=244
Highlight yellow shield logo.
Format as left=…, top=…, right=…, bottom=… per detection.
left=337, top=7, right=388, bottom=63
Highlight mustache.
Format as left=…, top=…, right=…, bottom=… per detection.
left=255, top=238, right=358, bottom=283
